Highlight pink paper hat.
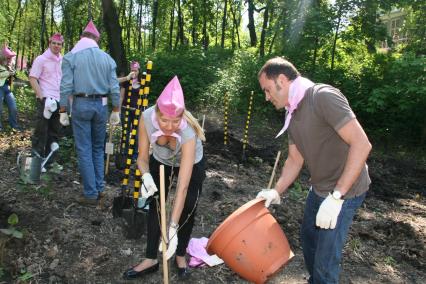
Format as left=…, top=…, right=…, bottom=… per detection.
left=2, top=45, right=16, bottom=58
left=83, top=20, right=100, bottom=39
left=130, top=61, right=140, bottom=70
left=157, top=76, right=185, bottom=117
left=49, top=33, right=64, bottom=43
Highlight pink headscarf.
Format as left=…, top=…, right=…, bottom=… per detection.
left=157, top=76, right=185, bottom=117
left=49, top=33, right=64, bottom=43
left=275, top=76, right=315, bottom=138
left=130, top=61, right=140, bottom=70
left=150, top=111, right=187, bottom=144
left=2, top=45, right=16, bottom=58
left=83, top=20, right=100, bottom=39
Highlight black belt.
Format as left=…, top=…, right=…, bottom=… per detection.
left=74, top=93, right=108, bottom=98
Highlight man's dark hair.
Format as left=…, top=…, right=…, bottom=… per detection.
left=258, top=57, right=300, bottom=81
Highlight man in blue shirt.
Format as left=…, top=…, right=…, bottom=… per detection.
left=59, top=20, right=120, bottom=205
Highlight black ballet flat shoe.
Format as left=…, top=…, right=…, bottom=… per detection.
left=176, top=266, right=191, bottom=280
left=175, top=259, right=191, bottom=280
left=122, top=262, right=159, bottom=280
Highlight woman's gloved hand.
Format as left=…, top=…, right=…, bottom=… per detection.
left=159, top=222, right=178, bottom=260
left=141, top=173, right=158, bottom=198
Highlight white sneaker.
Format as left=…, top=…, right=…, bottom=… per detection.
left=41, top=167, right=47, bottom=173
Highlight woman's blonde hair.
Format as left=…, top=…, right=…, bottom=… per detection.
left=183, top=109, right=205, bottom=141
left=155, top=105, right=205, bottom=141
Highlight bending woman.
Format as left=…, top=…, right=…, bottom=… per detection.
left=123, top=76, right=206, bottom=280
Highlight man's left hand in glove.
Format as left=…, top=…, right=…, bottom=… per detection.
left=316, top=192, right=344, bottom=229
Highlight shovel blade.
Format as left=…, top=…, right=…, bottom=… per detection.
left=123, top=209, right=147, bottom=239
left=112, top=196, right=133, bottom=218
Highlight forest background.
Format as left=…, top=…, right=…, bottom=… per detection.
left=0, top=0, right=425, bottom=147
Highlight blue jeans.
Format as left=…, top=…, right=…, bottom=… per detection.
left=0, top=84, right=19, bottom=129
left=71, top=97, right=107, bottom=199
left=301, top=189, right=366, bottom=284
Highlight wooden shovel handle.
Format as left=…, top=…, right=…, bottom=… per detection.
left=105, top=125, right=114, bottom=175
left=267, top=151, right=281, bottom=189
left=159, top=165, right=169, bottom=284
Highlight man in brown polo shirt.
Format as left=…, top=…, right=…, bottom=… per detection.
left=256, top=57, right=372, bottom=284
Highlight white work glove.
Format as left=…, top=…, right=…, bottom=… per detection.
left=159, top=223, right=178, bottom=260
left=256, top=189, right=281, bottom=208
left=316, top=193, right=344, bottom=229
left=126, top=71, right=136, bottom=80
left=141, top=173, right=158, bottom=198
left=59, top=112, right=70, bottom=126
left=109, top=111, right=120, bottom=125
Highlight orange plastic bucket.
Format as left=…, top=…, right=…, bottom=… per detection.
left=207, top=199, right=294, bottom=284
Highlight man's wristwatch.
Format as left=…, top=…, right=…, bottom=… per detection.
left=332, top=190, right=344, bottom=200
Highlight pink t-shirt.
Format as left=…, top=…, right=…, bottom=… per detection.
left=29, top=48, right=62, bottom=100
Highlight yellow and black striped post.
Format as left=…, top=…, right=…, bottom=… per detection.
left=241, top=91, right=254, bottom=162
left=132, top=61, right=152, bottom=204
left=120, top=78, right=133, bottom=156
left=223, top=92, right=229, bottom=145
left=120, top=61, right=153, bottom=202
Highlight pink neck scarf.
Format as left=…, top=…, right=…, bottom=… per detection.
left=42, top=48, right=62, bottom=62
left=150, top=111, right=188, bottom=144
left=275, top=76, right=315, bottom=138
left=71, top=37, right=98, bottom=54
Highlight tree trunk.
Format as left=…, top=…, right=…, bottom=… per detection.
left=15, top=3, right=24, bottom=70
left=268, top=30, right=277, bottom=55
left=247, top=0, right=257, bottom=47
left=220, top=0, right=227, bottom=48
left=120, top=0, right=127, bottom=25
left=59, top=0, right=72, bottom=51
left=215, top=3, right=219, bottom=45
left=311, top=36, right=319, bottom=75
left=191, top=2, right=197, bottom=47
left=50, top=0, right=54, bottom=34
left=137, top=2, right=142, bottom=52
left=40, top=0, right=48, bottom=52
left=126, top=0, right=133, bottom=54
left=88, top=0, right=93, bottom=19
left=202, top=0, right=208, bottom=50
left=169, top=0, right=175, bottom=50
left=152, top=0, right=159, bottom=50
left=229, top=1, right=241, bottom=49
left=259, top=2, right=270, bottom=57
left=101, top=0, right=127, bottom=75
left=330, top=4, right=342, bottom=80
left=174, top=0, right=184, bottom=48
left=7, top=0, right=21, bottom=43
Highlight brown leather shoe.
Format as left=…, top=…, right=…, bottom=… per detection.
left=76, top=196, right=98, bottom=206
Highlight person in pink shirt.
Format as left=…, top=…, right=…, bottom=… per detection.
left=29, top=33, right=64, bottom=164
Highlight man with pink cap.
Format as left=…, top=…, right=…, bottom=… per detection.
left=29, top=33, right=64, bottom=165
left=0, top=44, right=20, bottom=131
left=122, top=76, right=206, bottom=280
left=59, top=20, right=120, bottom=206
